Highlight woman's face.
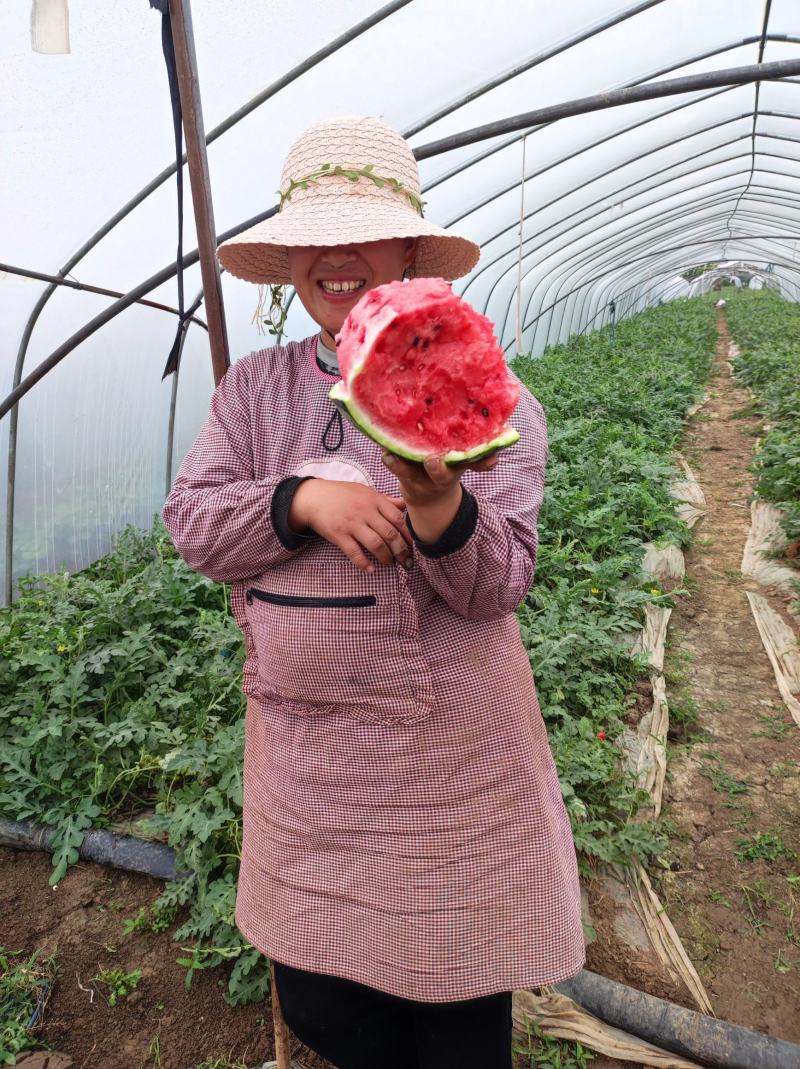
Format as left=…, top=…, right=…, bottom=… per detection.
left=288, top=237, right=417, bottom=345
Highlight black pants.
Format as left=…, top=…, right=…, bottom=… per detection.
left=274, top=962, right=512, bottom=1069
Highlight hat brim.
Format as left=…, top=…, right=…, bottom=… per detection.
left=217, top=201, right=480, bottom=285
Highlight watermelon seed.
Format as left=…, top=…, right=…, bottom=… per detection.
left=481, top=407, right=489, bottom=417
left=422, top=339, right=430, bottom=349
left=411, top=336, right=420, bottom=347
left=425, top=397, right=432, bottom=405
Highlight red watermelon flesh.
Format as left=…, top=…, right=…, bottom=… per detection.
left=330, top=278, right=520, bottom=463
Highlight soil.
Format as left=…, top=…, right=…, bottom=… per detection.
left=651, top=309, right=800, bottom=1042
left=0, top=845, right=640, bottom=1069
left=0, top=847, right=326, bottom=1069
left=4, top=308, right=798, bottom=1069
left=535, top=307, right=800, bottom=1067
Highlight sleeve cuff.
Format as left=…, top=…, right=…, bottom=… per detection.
left=271, top=476, right=316, bottom=551
left=407, top=487, right=479, bottom=559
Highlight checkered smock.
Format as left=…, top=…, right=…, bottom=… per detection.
left=162, top=336, right=584, bottom=1002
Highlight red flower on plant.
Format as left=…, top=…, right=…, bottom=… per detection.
left=596, top=730, right=607, bottom=741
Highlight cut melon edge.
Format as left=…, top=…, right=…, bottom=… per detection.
left=328, top=382, right=520, bottom=465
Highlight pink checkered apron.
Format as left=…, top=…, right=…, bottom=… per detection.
left=162, top=336, right=584, bottom=1001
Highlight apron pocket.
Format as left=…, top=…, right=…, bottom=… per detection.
left=244, top=585, right=431, bottom=725
left=247, top=590, right=376, bottom=609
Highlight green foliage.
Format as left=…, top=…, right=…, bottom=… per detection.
left=681, top=263, right=718, bottom=281
left=1, top=298, right=717, bottom=1001
left=751, top=714, right=793, bottom=741
left=514, top=1012, right=595, bottom=1067
left=699, top=751, right=751, bottom=802
left=93, top=966, right=142, bottom=1007
left=708, top=890, right=733, bottom=909
left=0, top=520, right=264, bottom=1003
left=735, top=830, right=796, bottom=864
left=0, top=947, right=56, bottom=1065
left=724, top=290, right=800, bottom=548
left=514, top=298, right=716, bottom=870
left=279, top=162, right=425, bottom=215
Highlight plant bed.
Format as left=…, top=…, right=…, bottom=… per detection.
left=0, top=848, right=273, bottom=1069
left=2, top=297, right=725, bottom=1067
left=723, top=288, right=800, bottom=560
left=653, top=303, right=800, bottom=1044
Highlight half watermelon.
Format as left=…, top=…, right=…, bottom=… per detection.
left=329, top=278, right=520, bottom=464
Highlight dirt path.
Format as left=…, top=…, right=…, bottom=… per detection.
left=656, top=309, right=800, bottom=1042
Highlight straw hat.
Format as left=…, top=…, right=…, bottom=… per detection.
left=217, top=116, right=480, bottom=285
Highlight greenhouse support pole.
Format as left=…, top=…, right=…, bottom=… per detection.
left=7, top=56, right=800, bottom=423
left=515, top=135, right=527, bottom=354
left=414, top=57, right=800, bottom=160
left=168, top=0, right=229, bottom=388
left=166, top=13, right=281, bottom=1057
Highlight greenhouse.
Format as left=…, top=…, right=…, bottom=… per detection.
left=2, top=2, right=800, bottom=1067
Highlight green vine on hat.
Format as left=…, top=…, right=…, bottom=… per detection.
left=259, top=165, right=424, bottom=339
left=278, top=163, right=426, bottom=216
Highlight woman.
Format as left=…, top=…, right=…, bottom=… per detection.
left=162, top=115, right=584, bottom=1069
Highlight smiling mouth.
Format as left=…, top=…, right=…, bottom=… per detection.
left=318, top=279, right=366, bottom=295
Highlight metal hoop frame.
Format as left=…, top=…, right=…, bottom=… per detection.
left=3, top=2, right=800, bottom=601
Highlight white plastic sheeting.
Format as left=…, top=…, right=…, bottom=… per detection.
left=2, top=0, right=799, bottom=595
left=686, top=259, right=780, bottom=295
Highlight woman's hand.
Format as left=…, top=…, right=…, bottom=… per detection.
left=383, top=453, right=499, bottom=543
left=289, top=479, right=412, bottom=573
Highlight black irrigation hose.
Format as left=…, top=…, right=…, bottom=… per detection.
left=4, top=816, right=800, bottom=1067
left=555, top=969, right=800, bottom=1069
left=0, top=816, right=186, bottom=882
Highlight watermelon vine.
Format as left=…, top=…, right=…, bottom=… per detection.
left=1, top=296, right=727, bottom=1003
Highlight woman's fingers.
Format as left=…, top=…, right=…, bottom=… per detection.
left=448, top=453, right=501, bottom=479
left=469, top=453, right=500, bottom=472
left=377, top=501, right=413, bottom=547
left=382, top=453, right=425, bottom=486
left=357, top=525, right=395, bottom=567
left=377, top=523, right=410, bottom=561
left=337, top=534, right=374, bottom=574
left=422, top=456, right=458, bottom=488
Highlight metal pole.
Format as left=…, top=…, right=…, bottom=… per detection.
left=6, top=55, right=800, bottom=424
left=413, top=57, right=800, bottom=160
left=168, top=10, right=291, bottom=1062
left=165, top=360, right=182, bottom=501
left=164, top=287, right=206, bottom=500
left=519, top=232, right=800, bottom=338
left=515, top=135, right=527, bottom=354
left=403, top=0, right=668, bottom=138
left=0, top=262, right=208, bottom=330
left=168, top=0, right=229, bottom=387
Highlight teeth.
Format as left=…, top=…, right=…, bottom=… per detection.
left=320, top=280, right=366, bottom=294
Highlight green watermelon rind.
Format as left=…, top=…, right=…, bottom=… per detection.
left=328, top=381, right=520, bottom=465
